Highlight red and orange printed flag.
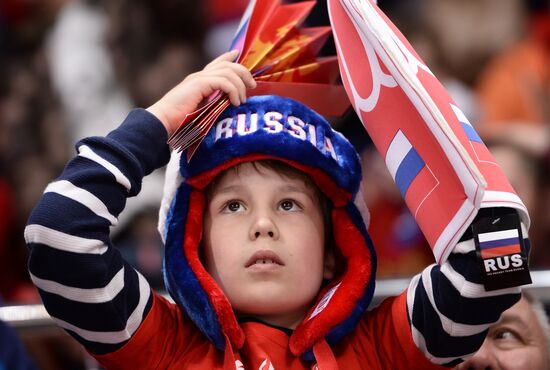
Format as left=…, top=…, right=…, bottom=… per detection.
left=168, top=0, right=350, bottom=160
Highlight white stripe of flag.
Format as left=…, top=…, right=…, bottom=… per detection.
left=478, top=229, right=519, bottom=243
left=386, top=130, right=412, bottom=180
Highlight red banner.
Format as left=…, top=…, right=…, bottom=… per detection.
left=328, top=0, right=529, bottom=262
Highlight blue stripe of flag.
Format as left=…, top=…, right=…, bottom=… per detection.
left=480, top=237, right=520, bottom=250
left=395, top=148, right=425, bottom=197
left=460, top=122, right=483, bottom=143
left=229, top=18, right=250, bottom=51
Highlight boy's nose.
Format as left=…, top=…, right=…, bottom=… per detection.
left=249, top=216, right=279, bottom=240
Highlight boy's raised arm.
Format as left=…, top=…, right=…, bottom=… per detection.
left=326, top=0, right=531, bottom=366
left=402, top=210, right=526, bottom=366
left=24, top=52, right=255, bottom=356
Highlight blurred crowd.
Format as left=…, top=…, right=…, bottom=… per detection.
left=2, top=0, right=550, bottom=299
left=0, top=0, right=549, bottom=367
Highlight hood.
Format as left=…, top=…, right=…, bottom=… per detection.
left=158, top=95, right=376, bottom=360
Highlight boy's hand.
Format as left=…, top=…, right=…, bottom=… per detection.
left=146, top=50, right=256, bottom=136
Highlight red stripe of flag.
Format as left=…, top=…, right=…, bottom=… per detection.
left=481, top=244, right=521, bottom=259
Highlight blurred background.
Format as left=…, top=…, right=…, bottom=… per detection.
left=0, top=0, right=549, bottom=368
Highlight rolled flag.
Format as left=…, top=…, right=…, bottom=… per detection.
left=327, top=0, right=530, bottom=263
left=168, top=0, right=350, bottom=160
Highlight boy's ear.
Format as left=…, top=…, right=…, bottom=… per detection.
left=323, top=249, right=336, bottom=280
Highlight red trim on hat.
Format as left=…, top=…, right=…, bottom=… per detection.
left=183, top=190, right=245, bottom=348
left=186, top=153, right=352, bottom=206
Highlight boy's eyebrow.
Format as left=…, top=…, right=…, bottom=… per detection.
left=210, top=184, right=243, bottom=197
left=279, top=184, right=310, bottom=193
left=278, top=184, right=317, bottom=202
left=211, top=183, right=316, bottom=201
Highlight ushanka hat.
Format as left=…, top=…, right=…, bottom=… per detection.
left=158, top=95, right=376, bottom=360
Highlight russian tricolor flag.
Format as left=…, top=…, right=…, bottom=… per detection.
left=451, top=104, right=483, bottom=144
left=386, top=130, right=425, bottom=197
left=385, top=130, right=439, bottom=218
left=451, top=104, right=495, bottom=164
left=229, top=0, right=255, bottom=54
left=479, top=229, right=521, bottom=259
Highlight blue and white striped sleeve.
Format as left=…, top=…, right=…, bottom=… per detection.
left=406, top=210, right=526, bottom=367
left=24, top=109, right=171, bottom=355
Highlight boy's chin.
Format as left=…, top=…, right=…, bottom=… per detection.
left=233, top=299, right=315, bottom=329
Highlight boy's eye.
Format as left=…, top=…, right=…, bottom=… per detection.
left=223, top=201, right=244, bottom=213
left=279, top=199, right=301, bottom=211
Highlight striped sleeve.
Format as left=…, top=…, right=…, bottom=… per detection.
left=25, top=109, right=171, bottom=355
left=406, top=209, right=526, bottom=367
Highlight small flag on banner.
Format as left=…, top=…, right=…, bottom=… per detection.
left=471, top=213, right=531, bottom=290
left=386, top=130, right=426, bottom=198
left=478, top=229, right=521, bottom=259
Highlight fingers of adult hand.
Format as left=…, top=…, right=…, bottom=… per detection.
left=205, top=50, right=239, bottom=70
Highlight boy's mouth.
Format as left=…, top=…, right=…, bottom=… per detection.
left=245, top=250, right=284, bottom=267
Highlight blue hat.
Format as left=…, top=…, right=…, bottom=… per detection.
left=158, top=95, right=376, bottom=359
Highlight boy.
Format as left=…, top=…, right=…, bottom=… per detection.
left=25, top=51, right=526, bottom=369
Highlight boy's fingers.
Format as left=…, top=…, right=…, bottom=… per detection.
left=210, top=68, right=246, bottom=102
left=208, top=62, right=257, bottom=94
left=205, top=58, right=255, bottom=89
left=206, top=62, right=255, bottom=102
left=205, top=50, right=240, bottom=70
left=208, top=76, right=241, bottom=106
left=228, top=73, right=247, bottom=104
left=201, top=67, right=246, bottom=102
left=229, top=62, right=257, bottom=89
left=201, top=51, right=256, bottom=105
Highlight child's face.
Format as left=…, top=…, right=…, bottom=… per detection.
left=202, top=162, right=331, bottom=329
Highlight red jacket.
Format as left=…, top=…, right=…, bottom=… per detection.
left=96, top=292, right=444, bottom=370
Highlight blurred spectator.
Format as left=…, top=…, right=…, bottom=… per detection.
left=104, top=0, right=206, bottom=107
left=46, top=0, right=133, bottom=141
left=476, top=0, right=550, bottom=128
left=0, top=176, right=36, bottom=302
left=536, top=154, right=550, bottom=267
left=474, top=0, right=550, bottom=268
left=0, top=0, right=69, bottom=304
left=455, top=291, right=550, bottom=370
left=43, top=0, right=208, bottom=289
left=424, top=0, right=524, bottom=86
left=1, top=0, right=208, bottom=367
left=486, top=137, right=550, bottom=267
